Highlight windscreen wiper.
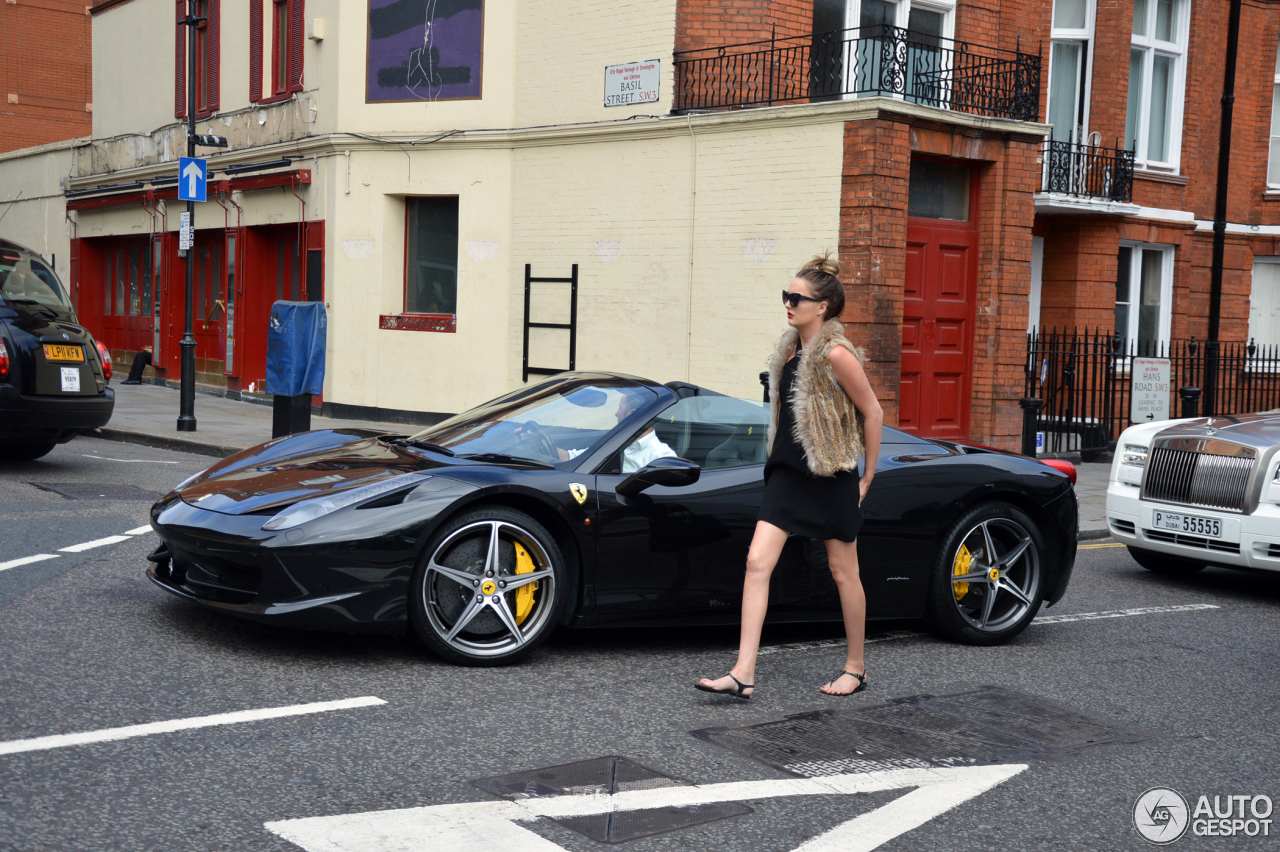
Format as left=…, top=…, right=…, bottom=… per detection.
left=457, top=452, right=555, bottom=470
left=8, top=298, right=59, bottom=320
left=383, top=436, right=455, bottom=456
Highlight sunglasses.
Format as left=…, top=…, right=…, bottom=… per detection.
left=782, top=290, right=823, bottom=308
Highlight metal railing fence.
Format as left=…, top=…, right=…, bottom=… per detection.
left=1026, top=329, right=1280, bottom=455
left=673, top=25, right=1041, bottom=121
left=1041, top=140, right=1135, bottom=203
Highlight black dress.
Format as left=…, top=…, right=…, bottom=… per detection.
left=758, top=345, right=864, bottom=543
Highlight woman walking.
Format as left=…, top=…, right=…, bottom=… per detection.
left=696, top=252, right=883, bottom=698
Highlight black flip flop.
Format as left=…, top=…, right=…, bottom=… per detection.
left=820, top=671, right=867, bottom=696
left=695, top=673, right=754, bottom=700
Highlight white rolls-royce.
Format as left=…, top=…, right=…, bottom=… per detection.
left=1106, top=414, right=1280, bottom=575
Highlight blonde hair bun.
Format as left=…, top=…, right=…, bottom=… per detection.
left=801, top=251, right=840, bottom=279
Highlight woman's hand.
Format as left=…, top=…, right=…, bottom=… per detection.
left=859, top=476, right=873, bottom=507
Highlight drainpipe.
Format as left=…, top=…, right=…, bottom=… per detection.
left=1204, top=0, right=1243, bottom=416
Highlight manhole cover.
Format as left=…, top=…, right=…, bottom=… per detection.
left=692, top=686, right=1152, bottom=777
left=472, top=756, right=751, bottom=844
left=31, top=482, right=163, bottom=501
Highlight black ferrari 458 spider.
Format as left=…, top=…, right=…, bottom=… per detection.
left=147, top=372, right=1078, bottom=665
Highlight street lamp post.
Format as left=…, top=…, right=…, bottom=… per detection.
left=176, top=0, right=203, bottom=432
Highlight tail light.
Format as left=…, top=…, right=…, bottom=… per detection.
left=1042, top=458, right=1077, bottom=485
left=0, top=339, right=9, bottom=381
left=95, top=340, right=112, bottom=380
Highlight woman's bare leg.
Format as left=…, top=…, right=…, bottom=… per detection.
left=697, top=520, right=791, bottom=695
left=820, top=538, right=867, bottom=695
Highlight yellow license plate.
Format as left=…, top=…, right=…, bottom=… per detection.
left=43, top=344, right=84, bottom=362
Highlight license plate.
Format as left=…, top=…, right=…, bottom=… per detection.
left=43, top=344, right=83, bottom=362
left=60, top=366, right=81, bottom=392
left=1152, top=509, right=1222, bottom=538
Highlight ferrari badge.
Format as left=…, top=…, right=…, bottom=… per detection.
left=569, top=483, right=588, bottom=505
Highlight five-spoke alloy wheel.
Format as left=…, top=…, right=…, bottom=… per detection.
left=926, top=502, right=1047, bottom=645
left=410, top=506, right=565, bottom=665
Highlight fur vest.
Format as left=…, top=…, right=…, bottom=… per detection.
left=766, top=318, right=867, bottom=477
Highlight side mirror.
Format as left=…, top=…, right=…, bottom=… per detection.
left=616, top=457, right=701, bottom=497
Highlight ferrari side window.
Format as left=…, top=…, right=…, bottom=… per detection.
left=608, top=396, right=769, bottom=474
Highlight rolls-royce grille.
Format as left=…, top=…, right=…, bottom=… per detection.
left=1142, top=447, right=1255, bottom=513
left=1144, top=528, right=1241, bottom=553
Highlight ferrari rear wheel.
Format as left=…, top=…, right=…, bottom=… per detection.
left=410, top=505, right=565, bottom=666
left=926, top=501, right=1046, bottom=646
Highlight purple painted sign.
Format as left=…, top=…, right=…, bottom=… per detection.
left=367, top=0, right=484, bottom=102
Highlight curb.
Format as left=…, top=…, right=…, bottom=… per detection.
left=1078, top=528, right=1112, bottom=541
left=92, top=427, right=242, bottom=459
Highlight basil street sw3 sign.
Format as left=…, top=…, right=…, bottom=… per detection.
left=605, top=60, right=660, bottom=107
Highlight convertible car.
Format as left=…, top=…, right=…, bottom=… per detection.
left=147, top=373, right=1078, bottom=665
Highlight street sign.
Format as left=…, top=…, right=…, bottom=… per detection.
left=179, top=211, right=193, bottom=251
left=604, top=59, right=660, bottom=106
left=178, top=156, right=207, bottom=202
left=1131, top=357, right=1172, bottom=423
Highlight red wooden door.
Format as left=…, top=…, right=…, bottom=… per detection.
left=900, top=164, right=979, bottom=441
left=191, top=233, right=226, bottom=374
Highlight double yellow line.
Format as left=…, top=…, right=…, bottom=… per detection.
left=1079, top=541, right=1124, bottom=550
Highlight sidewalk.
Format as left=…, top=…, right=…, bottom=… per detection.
left=92, top=382, right=1113, bottom=539
left=95, top=383, right=413, bottom=458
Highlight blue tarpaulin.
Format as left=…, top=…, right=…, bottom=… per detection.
left=266, top=301, right=327, bottom=397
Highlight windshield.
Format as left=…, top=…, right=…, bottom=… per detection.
left=0, top=249, right=71, bottom=310
left=410, top=377, right=659, bottom=466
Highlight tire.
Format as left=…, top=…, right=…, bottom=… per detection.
left=926, top=501, right=1047, bottom=646
left=409, top=505, right=566, bottom=666
left=0, top=442, right=56, bottom=462
left=1127, top=547, right=1206, bottom=576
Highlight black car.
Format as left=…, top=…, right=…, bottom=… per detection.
left=0, top=238, right=114, bottom=460
left=147, top=373, right=1078, bottom=665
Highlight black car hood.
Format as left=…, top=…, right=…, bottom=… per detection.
left=180, top=431, right=449, bottom=515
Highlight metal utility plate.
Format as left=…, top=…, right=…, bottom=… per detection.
left=472, top=756, right=751, bottom=844
left=30, top=483, right=163, bottom=501
left=691, top=686, right=1152, bottom=777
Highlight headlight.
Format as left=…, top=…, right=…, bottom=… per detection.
left=1121, top=444, right=1148, bottom=467
left=261, top=472, right=433, bottom=531
left=173, top=466, right=210, bottom=491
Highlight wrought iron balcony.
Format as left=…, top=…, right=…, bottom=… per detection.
left=1041, top=140, right=1135, bottom=203
left=673, top=26, right=1041, bottom=122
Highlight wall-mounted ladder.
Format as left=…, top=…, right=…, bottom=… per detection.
left=522, top=263, right=578, bottom=382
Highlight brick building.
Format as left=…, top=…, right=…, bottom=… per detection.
left=1032, top=0, right=1280, bottom=354
left=0, top=0, right=1132, bottom=451
left=0, top=0, right=93, bottom=153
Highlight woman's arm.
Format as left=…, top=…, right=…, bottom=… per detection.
left=829, top=345, right=884, bottom=506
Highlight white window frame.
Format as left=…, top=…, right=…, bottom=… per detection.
left=1046, top=0, right=1096, bottom=146
left=1268, top=45, right=1280, bottom=188
left=1117, top=241, right=1175, bottom=353
left=842, top=0, right=956, bottom=103
left=1029, top=236, right=1044, bottom=334
left=1249, top=258, right=1280, bottom=350
left=1127, top=0, right=1190, bottom=173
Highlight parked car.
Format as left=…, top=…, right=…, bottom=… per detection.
left=0, top=238, right=114, bottom=460
left=1107, top=414, right=1280, bottom=575
left=146, top=372, right=1078, bottom=665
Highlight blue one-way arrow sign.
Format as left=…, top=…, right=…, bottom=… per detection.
left=178, top=156, right=207, bottom=202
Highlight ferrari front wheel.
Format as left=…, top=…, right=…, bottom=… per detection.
left=926, top=501, right=1046, bottom=646
left=410, top=506, right=565, bottom=666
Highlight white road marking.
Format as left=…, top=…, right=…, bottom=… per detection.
left=0, top=697, right=386, bottom=757
left=58, top=535, right=132, bottom=553
left=124, top=525, right=153, bottom=536
left=265, top=763, right=1028, bottom=852
left=0, top=554, right=60, bottom=573
left=82, top=455, right=179, bottom=464
left=1034, top=603, right=1219, bottom=624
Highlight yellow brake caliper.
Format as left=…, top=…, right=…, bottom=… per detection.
left=953, top=544, right=971, bottom=600
left=513, top=542, right=539, bottom=625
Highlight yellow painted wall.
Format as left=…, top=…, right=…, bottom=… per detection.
left=322, top=146, right=514, bottom=414
left=0, top=142, right=77, bottom=285
left=92, top=0, right=173, bottom=139
left=512, top=0, right=677, bottom=126
left=508, top=118, right=844, bottom=403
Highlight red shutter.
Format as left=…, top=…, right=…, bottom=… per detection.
left=207, top=0, right=220, bottom=111
left=174, top=0, right=186, bottom=118
left=249, top=0, right=262, bottom=103
left=288, top=0, right=303, bottom=92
